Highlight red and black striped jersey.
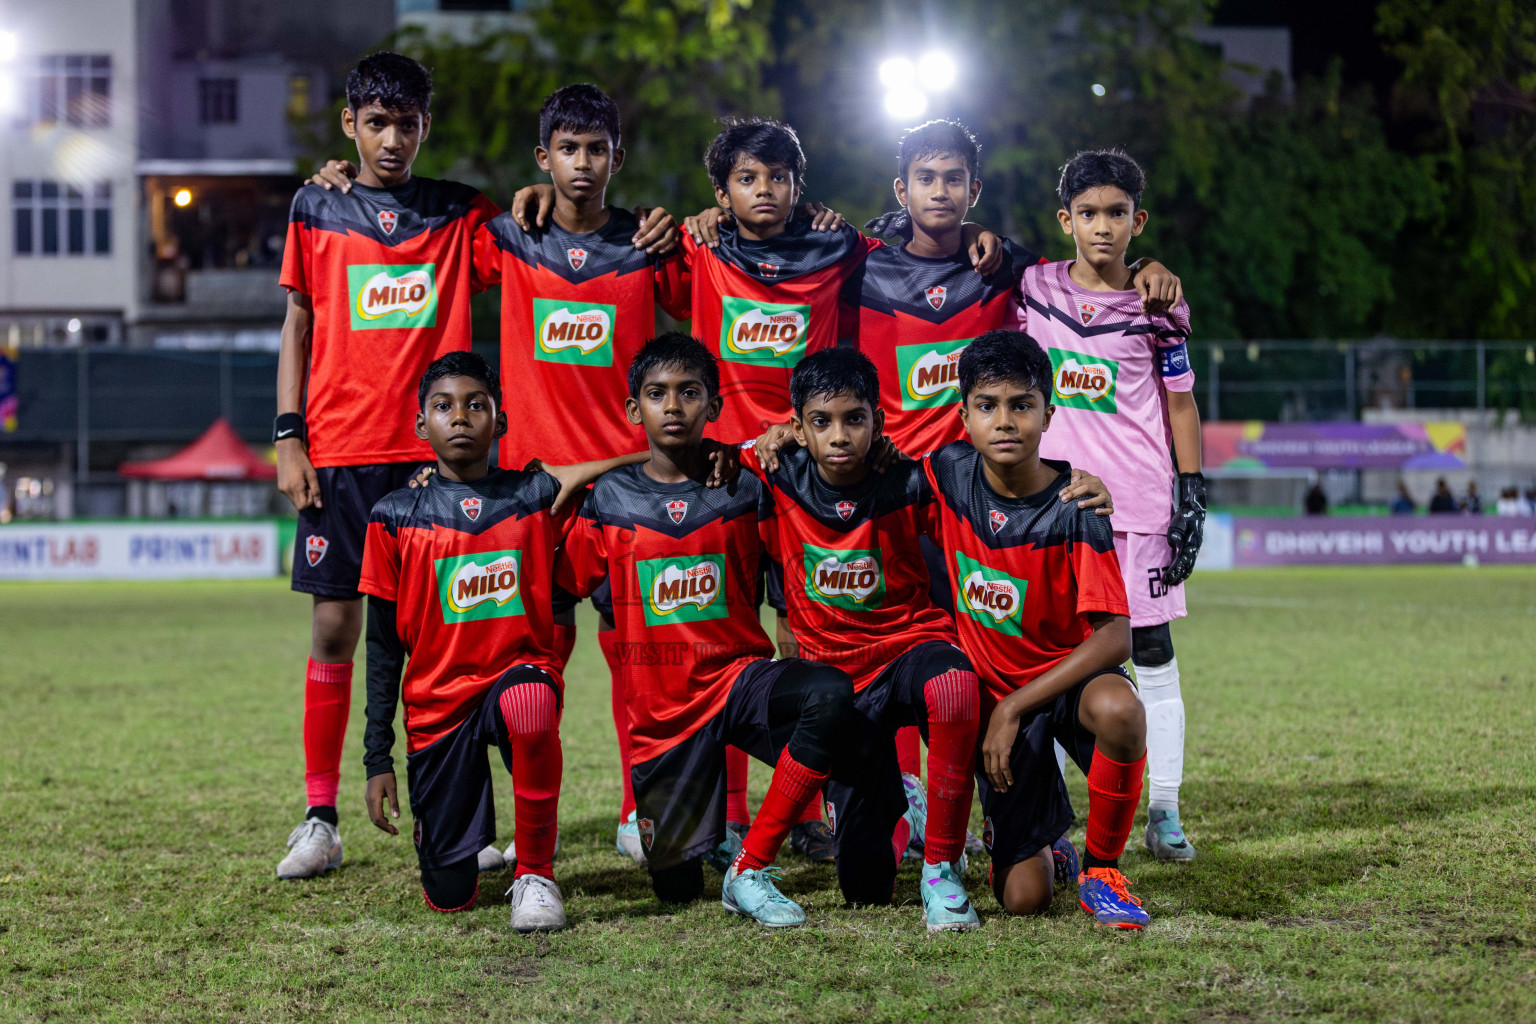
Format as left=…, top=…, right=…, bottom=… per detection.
left=921, top=443, right=1128, bottom=705
left=280, top=178, right=501, bottom=468
left=741, top=443, right=956, bottom=692
left=555, top=464, right=776, bottom=762
left=661, top=221, right=882, bottom=442
left=470, top=207, right=690, bottom=469
left=358, top=468, right=575, bottom=751
left=839, top=238, right=1043, bottom=457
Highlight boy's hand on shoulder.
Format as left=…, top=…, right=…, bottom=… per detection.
left=1129, top=259, right=1183, bottom=314
left=685, top=207, right=729, bottom=248
left=365, top=772, right=400, bottom=835
left=527, top=458, right=595, bottom=516
left=869, top=436, right=911, bottom=474
left=963, top=224, right=1004, bottom=275
left=511, top=183, right=557, bottom=231
left=981, top=704, right=1021, bottom=793
left=630, top=206, right=679, bottom=255
left=406, top=465, right=435, bottom=490
left=797, top=202, right=845, bottom=232
left=702, top=439, right=742, bottom=488
left=1061, top=468, right=1114, bottom=516
left=309, top=159, right=358, bottom=193
left=752, top=423, right=798, bottom=473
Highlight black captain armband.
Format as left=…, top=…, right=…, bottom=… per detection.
left=273, top=413, right=306, bottom=444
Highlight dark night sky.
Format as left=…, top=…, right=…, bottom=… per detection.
left=1215, top=0, right=1400, bottom=105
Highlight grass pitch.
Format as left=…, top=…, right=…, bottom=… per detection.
left=1, top=567, right=1533, bottom=1023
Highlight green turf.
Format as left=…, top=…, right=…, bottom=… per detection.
left=1, top=568, right=1533, bottom=1023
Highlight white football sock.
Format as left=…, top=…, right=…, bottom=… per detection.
left=1134, top=656, right=1184, bottom=813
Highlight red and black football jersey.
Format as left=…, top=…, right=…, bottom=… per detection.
left=840, top=238, right=1043, bottom=457
left=471, top=207, right=690, bottom=469
left=921, top=443, right=1128, bottom=705
left=555, top=464, right=776, bottom=763
left=742, top=443, right=956, bottom=692
left=280, top=178, right=500, bottom=468
left=358, top=468, right=575, bottom=751
left=661, top=221, right=881, bottom=442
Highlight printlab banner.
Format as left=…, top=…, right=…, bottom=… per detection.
left=0, top=522, right=278, bottom=580
left=1205, top=421, right=1467, bottom=471
left=1232, top=516, right=1536, bottom=567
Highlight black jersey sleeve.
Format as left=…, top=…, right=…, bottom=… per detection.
left=363, top=595, right=406, bottom=778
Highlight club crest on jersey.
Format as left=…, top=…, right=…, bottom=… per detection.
left=835, top=500, right=855, bottom=521
left=459, top=496, right=482, bottom=521
left=824, top=801, right=837, bottom=834
left=637, top=818, right=655, bottom=850
left=989, top=509, right=1008, bottom=533
left=758, top=261, right=780, bottom=278
left=567, top=247, right=587, bottom=270
left=305, top=536, right=328, bottom=567
left=666, top=499, right=688, bottom=524
left=982, top=817, right=994, bottom=851
left=926, top=286, right=946, bottom=310
left=377, top=209, right=397, bottom=235
left=1076, top=300, right=1101, bottom=325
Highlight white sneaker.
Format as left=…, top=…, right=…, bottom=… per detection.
left=616, top=810, right=647, bottom=867
left=503, top=830, right=561, bottom=868
left=477, top=844, right=507, bottom=873
left=509, top=874, right=567, bottom=932
left=276, top=818, right=342, bottom=879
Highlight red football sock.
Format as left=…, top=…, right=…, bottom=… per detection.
left=552, top=622, right=576, bottom=667
left=895, top=726, right=922, bottom=777
left=598, top=629, right=636, bottom=820
left=499, top=683, right=562, bottom=879
left=734, top=750, right=827, bottom=872
left=798, top=794, right=823, bottom=824
left=891, top=816, right=911, bottom=867
left=922, top=670, right=980, bottom=865
left=303, top=658, right=352, bottom=809
left=725, top=745, right=751, bottom=826
left=1085, top=749, right=1146, bottom=864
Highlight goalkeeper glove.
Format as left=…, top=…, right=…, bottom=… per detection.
left=1161, top=472, right=1206, bottom=587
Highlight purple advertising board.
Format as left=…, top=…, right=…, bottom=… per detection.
left=1205, top=421, right=1467, bottom=472
left=1233, top=516, right=1536, bottom=566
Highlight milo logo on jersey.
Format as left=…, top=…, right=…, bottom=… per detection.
left=954, top=551, right=1026, bottom=636
left=347, top=264, right=439, bottom=330
left=720, top=296, right=811, bottom=368
left=895, top=338, right=970, bottom=410
left=637, top=554, right=729, bottom=626
left=1048, top=347, right=1119, bottom=413
left=533, top=298, right=616, bottom=366
left=436, top=550, right=525, bottom=623
left=804, top=546, right=885, bottom=611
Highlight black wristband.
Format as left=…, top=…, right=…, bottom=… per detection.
left=273, top=412, right=305, bottom=444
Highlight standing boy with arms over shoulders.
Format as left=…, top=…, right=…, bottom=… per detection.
left=359, top=352, right=575, bottom=931
left=1027, top=150, right=1204, bottom=861
left=925, top=331, right=1152, bottom=929
left=274, top=52, right=500, bottom=879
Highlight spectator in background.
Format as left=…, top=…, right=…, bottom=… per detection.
left=1525, top=486, right=1536, bottom=514
left=1428, top=478, right=1458, bottom=514
left=1304, top=481, right=1328, bottom=516
left=1389, top=481, right=1416, bottom=516
left=1460, top=480, right=1482, bottom=515
left=1495, top=486, right=1532, bottom=517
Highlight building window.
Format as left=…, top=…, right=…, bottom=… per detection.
left=199, top=78, right=239, bottom=124
left=13, top=55, right=111, bottom=128
left=12, top=180, right=111, bottom=256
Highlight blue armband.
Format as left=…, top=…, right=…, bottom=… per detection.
left=1159, top=340, right=1191, bottom=377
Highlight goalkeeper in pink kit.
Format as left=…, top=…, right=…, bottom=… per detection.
left=1024, top=149, right=1204, bottom=861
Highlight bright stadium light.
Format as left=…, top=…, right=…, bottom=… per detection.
left=174, top=188, right=193, bottom=207
left=878, top=57, right=915, bottom=89
left=883, top=86, right=928, bottom=121
left=916, top=51, right=956, bottom=92
left=1092, top=83, right=1107, bottom=97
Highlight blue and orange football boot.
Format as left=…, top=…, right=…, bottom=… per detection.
left=1077, top=867, right=1149, bottom=929
left=1052, top=835, right=1080, bottom=888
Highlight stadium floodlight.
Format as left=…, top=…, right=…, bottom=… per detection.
left=878, top=57, right=915, bottom=89
left=174, top=188, right=193, bottom=207
left=0, top=31, right=17, bottom=63
left=1091, top=83, right=1107, bottom=97
left=916, top=51, right=956, bottom=92
left=883, top=86, right=928, bottom=121
left=67, top=318, right=81, bottom=333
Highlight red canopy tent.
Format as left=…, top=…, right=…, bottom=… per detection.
left=119, top=418, right=276, bottom=481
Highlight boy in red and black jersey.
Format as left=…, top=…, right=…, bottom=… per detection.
left=273, top=53, right=500, bottom=880
left=740, top=348, right=982, bottom=931
left=358, top=352, right=573, bottom=932
left=923, top=330, right=1154, bottom=929
left=557, top=334, right=901, bottom=928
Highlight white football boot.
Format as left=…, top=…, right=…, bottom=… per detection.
left=509, top=874, right=567, bottom=932
left=276, top=818, right=342, bottom=879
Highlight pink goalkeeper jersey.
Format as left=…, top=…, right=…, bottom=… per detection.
left=1023, top=260, right=1194, bottom=535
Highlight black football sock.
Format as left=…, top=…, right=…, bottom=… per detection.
left=1082, top=852, right=1119, bottom=871
left=305, top=805, right=339, bottom=826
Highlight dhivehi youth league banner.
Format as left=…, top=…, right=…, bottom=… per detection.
left=1233, top=517, right=1536, bottom=566
left=0, top=522, right=278, bottom=580
left=1205, top=421, right=1468, bottom=471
